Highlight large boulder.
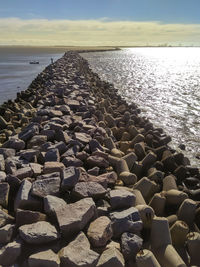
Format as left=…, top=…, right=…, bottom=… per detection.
left=109, top=189, right=135, bottom=210
left=28, top=249, right=60, bottom=267
left=120, top=232, right=143, bottom=260
left=61, top=166, right=80, bottom=190
left=110, top=207, right=143, bottom=238
left=31, top=177, right=60, bottom=198
left=87, top=216, right=113, bottom=247
left=0, top=240, right=21, bottom=266
left=19, top=221, right=60, bottom=244
left=55, top=198, right=96, bottom=237
left=72, top=182, right=107, bottom=200
left=60, top=231, right=99, bottom=267
left=97, top=247, right=125, bottom=267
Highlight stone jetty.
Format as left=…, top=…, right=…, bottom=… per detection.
left=0, top=51, right=199, bottom=266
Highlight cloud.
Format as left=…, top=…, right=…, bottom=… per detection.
left=0, top=17, right=200, bottom=46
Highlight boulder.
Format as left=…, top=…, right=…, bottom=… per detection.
left=87, top=216, right=113, bottom=247
left=0, top=182, right=10, bottom=208
left=16, top=209, right=46, bottom=227
left=0, top=240, right=21, bottom=266
left=55, top=198, right=96, bottom=237
left=19, top=149, right=39, bottom=162
left=87, top=156, right=109, bottom=168
left=61, top=166, right=80, bottom=190
left=31, top=177, right=60, bottom=198
left=0, top=224, right=15, bottom=244
left=75, top=132, right=92, bottom=144
left=43, top=161, right=64, bottom=174
left=110, top=207, right=143, bottom=238
left=120, top=232, right=143, bottom=260
left=97, top=247, right=125, bottom=267
left=60, top=231, right=99, bottom=267
left=0, top=148, right=16, bottom=158
left=45, top=148, right=60, bottom=162
left=0, top=209, right=14, bottom=228
left=0, top=155, right=5, bottom=171
left=27, top=135, right=47, bottom=149
left=62, top=156, right=83, bottom=167
left=19, top=221, right=59, bottom=244
left=44, top=195, right=67, bottom=217
left=2, top=137, right=25, bottom=151
left=0, top=171, right=6, bottom=182
left=15, top=166, right=33, bottom=179
left=109, top=189, right=135, bottom=210
left=72, top=182, right=107, bottom=199
left=28, top=249, right=60, bottom=267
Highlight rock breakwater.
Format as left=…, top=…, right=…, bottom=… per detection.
left=0, top=51, right=199, bottom=266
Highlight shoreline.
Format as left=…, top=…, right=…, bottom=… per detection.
left=0, top=51, right=199, bottom=266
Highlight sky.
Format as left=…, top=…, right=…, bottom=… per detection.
left=0, top=0, right=200, bottom=46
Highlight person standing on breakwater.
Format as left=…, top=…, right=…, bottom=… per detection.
left=51, top=58, right=54, bottom=64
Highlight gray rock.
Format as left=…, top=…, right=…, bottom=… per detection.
left=110, top=207, right=143, bottom=238
left=2, top=137, right=25, bottom=151
left=120, top=232, right=143, bottom=260
left=0, top=155, right=5, bottom=171
left=73, top=182, right=107, bottom=199
left=31, top=177, right=60, bottom=198
left=45, top=149, right=60, bottom=162
left=55, top=129, right=70, bottom=144
left=44, top=195, right=67, bottom=217
left=88, top=167, right=100, bottom=176
left=89, top=139, right=104, bottom=152
left=75, top=132, right=92, bottom=144
left=14, top=179, right=42, bottom=212
left=62, top=156, right=83, bottom=167
left=5, top=157, right=17, bottom=174
left=0, top=148, right=16, bottom=159
left=0, top=182, right=10, bottom=208
left=0, top=209, right=14, bottom=228
left=55, top=197, right=96, bottom=237
left=87, top=216, right=113, bottom=247
left=16, top=209, right=46, bottom=227
left=19, top=149, right=39, bottom=162
left=19, top=221, right=59, bottom=244
left=40, top=129, right=55, bottom=141
left=97, top=247, right=125, bottom=267
left=30, top=163, right=43, bottom=177
left=0, top=224, right=15, bottom=244
left=60, top=231, right=99, bottom=267
left=87, top=156, right=109, bottom=168
left=0, top=171, right=6, bottom=182
left=27, top=135, right=47, bottom=149
left=15, top=166, right=33, bottom=179
left=109, top=189, right=136, bottom=210
left=61, top=166, right=80, bottom=190
left=28, top=249, right=60, bottom=267
left=0, top=240, right=21, bottom=266
left=43, top=162, right=64, bottom=174
left=18, top=123, right=40, bottom=142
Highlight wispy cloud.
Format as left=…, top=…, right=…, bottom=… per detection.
left=0, top=18, right=200, bottom=46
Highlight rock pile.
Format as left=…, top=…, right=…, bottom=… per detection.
left=0, top=51, right=199, bottom=266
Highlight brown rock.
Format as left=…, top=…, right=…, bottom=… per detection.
left=0, top=182, right=10, bottom=208
left=16, top=209, right=47, bottom=227
left=31, top=177, right=60, bottom=198
left=28, top=249, right=60, bottom=267
left=55, top=198, right=96, bottom=237
left=97, top=247, right=125, bottom=267
left=87, top=216, right=113, bottom=247
left=72, top=182, right=107, bottom=199
left=19, top=221, right=59, bottom=244
left=60, top=231, right=99, bottom=267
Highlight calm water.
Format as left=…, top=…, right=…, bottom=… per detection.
left=0, top=46, right=67, bottom=104
left=82, top=48, right=200, bottom=166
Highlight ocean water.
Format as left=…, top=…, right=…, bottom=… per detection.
left=0, top=46, right=67, bottom=104
left=82, top=48, right=200, bottom=166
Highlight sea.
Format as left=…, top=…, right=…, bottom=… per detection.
left=0, top=46, right=199, bottom=166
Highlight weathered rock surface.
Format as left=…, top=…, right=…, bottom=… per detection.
left=55, top=198, right=96, bottom=237
left=28, top=249, right=60, bottom=267
left=60, top=231, right=99, bottom=267
left=0, top=182, right=10, bottom=208
left=19, top=221, right=60, bottom=244
left=110, top=207, right=143, bottom=238
left=31, top=177, right=60, bottom=198
left=72, top=182, right=107, bottom=199
left=0, top=224, right=15, bottom=244
left=120, top=232, right=143, bottom=260
left=109, top=189, right=136, bottom=210
left=87, top=216, right=113, bottom=247
left=61, top=166, right=80, bottom=190
left=0, top=239, right=21, bottom=266
left=97, top=247, right=125, bottom=267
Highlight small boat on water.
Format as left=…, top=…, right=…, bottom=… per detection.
left=29, top=61, right=39, bottom=64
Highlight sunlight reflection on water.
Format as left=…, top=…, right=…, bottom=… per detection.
left=82, top=48, right=200, bottom=166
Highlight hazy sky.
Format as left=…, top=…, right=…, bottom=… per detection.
left=1, top=0, right=200, bottom=46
